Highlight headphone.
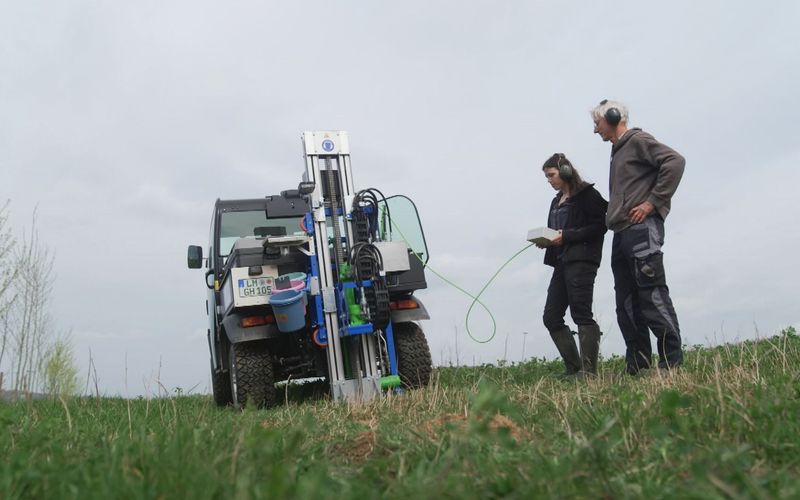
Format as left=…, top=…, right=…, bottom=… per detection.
left=555, top=153, right=573, bottom=181
left=600, top=99, right=622, bottom=126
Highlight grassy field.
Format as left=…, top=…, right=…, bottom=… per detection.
left=2, top=328, right=799, bottom=499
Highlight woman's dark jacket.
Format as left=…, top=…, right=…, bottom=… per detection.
left=544, top=183, right=608, bottom=267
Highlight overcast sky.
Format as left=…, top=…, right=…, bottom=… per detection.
left=2, top=1, right=799, bottom=396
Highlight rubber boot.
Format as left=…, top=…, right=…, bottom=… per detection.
left=578, top=324, right=602, bottom=376
left=549, top=327, right=582, bottom=377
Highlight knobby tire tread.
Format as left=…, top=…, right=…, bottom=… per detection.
left=211, top=361, right=232, bottom=407
left=394, top=322, right=433, bottom=389
left=231, top=341, right=277, bottom=409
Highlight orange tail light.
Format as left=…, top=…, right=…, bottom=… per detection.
left=240, top=315, right=275, bottom=328
left=389, top=299, right=418, bottom=310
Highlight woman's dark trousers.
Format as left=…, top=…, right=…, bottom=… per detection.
left=543, top=261, right=602, bottom=375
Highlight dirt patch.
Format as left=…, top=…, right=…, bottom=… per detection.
left=487, top=414, right=530, bottom=442
left=423, top=413, right=468, bottom=435
left=332, top=430, right=377, bottom=463
left=423, top=412, right=530, bottom=443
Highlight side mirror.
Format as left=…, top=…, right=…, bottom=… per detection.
left=205, top=269, right=215, bottom=290
left=298, top=181, right=315, bottom=195
left=187, top=245, right=203, bottom=269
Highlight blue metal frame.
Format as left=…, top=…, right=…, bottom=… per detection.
left=301, top=210, right=400, bottom=379
left=323, top=207, right=346, bottom=217
left=304, top=212, right=328, bottom=345
left=384, top=322, right=399, bottom=376
left=341, top=324, right=373, bottom=336
left=337, top=280, right=373, bottom=335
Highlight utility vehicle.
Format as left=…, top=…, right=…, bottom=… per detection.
left=187, top=131, right=433, bottom=407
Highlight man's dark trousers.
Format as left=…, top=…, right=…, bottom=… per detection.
left=611, top=216, right=683, bottom=373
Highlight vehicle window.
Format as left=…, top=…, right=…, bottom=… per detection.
left=378, top=195, right=429, bottom=264
left=208, top=214, right=215, bottom=269
left=219, top=211, right=304, bottom=257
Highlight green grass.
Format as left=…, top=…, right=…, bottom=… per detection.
left=2, top=328, right=799, bottom=499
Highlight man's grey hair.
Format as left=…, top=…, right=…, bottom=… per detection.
left=591, top=99, right=629, bottom=124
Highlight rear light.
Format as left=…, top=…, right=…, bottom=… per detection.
left=240, top=315, right=275, bottom=328
left=389, top=299, right=418, bottom=310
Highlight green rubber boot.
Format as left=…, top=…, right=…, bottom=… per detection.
left=550, top=327, right=582, bottom=377
left=578, top=324, right=602, bottom=377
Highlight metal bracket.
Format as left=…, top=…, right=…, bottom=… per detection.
left=322, top=287, right=337, bottom=313
left=331, top=377, right=381, bottom=402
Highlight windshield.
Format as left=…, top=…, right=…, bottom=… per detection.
left=219, top=210, right=305, bottom=257
left=378, top=195, right=429, bottom=264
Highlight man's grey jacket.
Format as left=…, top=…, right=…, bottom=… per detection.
left=607, top=128, right=685, bottom=233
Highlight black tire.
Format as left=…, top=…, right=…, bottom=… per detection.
left=229, top=340, right=276, bottom=409
left=210, top=358, right=233, bottom=407
left=394, top=322, right=433, bottom=389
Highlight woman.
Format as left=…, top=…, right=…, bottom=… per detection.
left=537, top=153, right=608, bottom=377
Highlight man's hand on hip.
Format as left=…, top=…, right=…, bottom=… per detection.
left=628, top=201, right=655, bottom=224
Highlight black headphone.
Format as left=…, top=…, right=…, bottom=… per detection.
left=555, top=153, right=573, bottom=181
left=600, top=99, right=622, bottom=126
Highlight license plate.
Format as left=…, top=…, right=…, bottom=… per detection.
left=238, top=277, right=274, bottom=298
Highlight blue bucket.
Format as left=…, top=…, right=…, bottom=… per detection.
left=282, top=272, right=307, bottom=282
left=270, top=289, right=306, bottom=332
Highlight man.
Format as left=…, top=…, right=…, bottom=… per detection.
left=592, top=99, right=685, bottom=374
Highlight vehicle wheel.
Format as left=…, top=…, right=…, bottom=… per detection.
left=210, top=358, right=232, bottom=407
left=229, top=340, right=276, bottom=409
left=394, top=322, right=432, bottom=389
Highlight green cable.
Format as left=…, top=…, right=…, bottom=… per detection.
left=411, top=244, right=535, bottom=343
left=386, top=211, right=535, bottom=344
